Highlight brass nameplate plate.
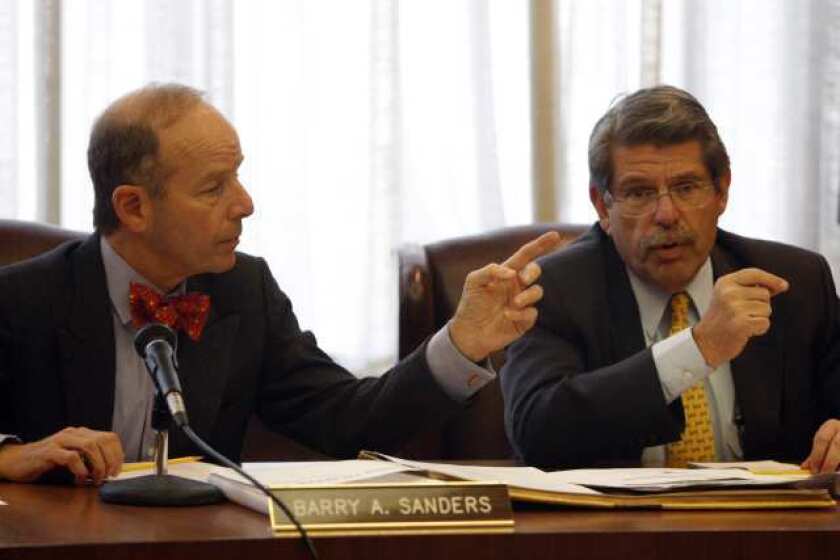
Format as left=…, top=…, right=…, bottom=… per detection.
left=268, top=481, right=513, bottom=536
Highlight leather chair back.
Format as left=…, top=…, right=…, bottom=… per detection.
left=0, top=219, right=86, bottom=265
left=397, top=223, right=587, bottom=459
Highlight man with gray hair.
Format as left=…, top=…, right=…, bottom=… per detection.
left=502, top=85, right=840, bottom=472
left=0, top=83, right=560, bottom=484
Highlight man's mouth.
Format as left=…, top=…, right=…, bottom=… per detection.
left=651, top=241, right=683, bottom=257
left=641, top=228, right=696, bottom=259
left=220, top=228, right=242, bottom=247
left=653, top=241, right=682, bottom=251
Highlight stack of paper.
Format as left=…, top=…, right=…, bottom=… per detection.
left=363, top=453, right=838, bottom=510
left=113, top=455, right=837, bottom=513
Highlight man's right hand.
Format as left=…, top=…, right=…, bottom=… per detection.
left=692, top=268, right=789, bottom=368
left=0, top=427, right=124, bottom=485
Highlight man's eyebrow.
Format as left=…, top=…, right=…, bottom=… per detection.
left=196, top=169, right=226, bottom=184
left=668, top=171, right=706, bottom=182
left=616, top=175, right=654, bottom=187
left=196, top=156, right=244, bottom=184
left=616, top=170, right=706, bottom=187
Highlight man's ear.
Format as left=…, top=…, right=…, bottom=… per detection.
left=590, top=185, right=612, bottom=235
left=715, top=170, right=731, bottom=217
left=111, top=184, right=152, bottom=233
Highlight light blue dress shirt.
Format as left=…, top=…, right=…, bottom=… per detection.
left=628, top=258, right=743, bottom=465
left=101, top=238, right=168, bottom=461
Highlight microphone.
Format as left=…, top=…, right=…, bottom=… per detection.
left=134, top=323, right=188, bottom=427
left=113, top=323, right=319, bottom=558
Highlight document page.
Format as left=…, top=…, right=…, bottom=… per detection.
left=116, top=461, right=229, bottom=482
left=544, top=468, right=803, bottom=492
left=359, top=453, right=838, bottom=509
left=116, top=459, right=417, bottom=486
left=207, top=462, right=424, bottom=515
left=375, top=454, right=601, bottom=495
left=234, top=460, right=418, bottom=486
left=689, top=460, right=810, bottom=476
left=113, top=460, right=421, bottom=516
left=371, top=454, right=816, bottom=494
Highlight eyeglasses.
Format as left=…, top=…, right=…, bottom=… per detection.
left=603, top=181, right=716, bottom=217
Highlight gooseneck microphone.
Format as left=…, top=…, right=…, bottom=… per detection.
left=100, top=323, right=318, bottom=560
left=133, top=323, right=188, bottom=427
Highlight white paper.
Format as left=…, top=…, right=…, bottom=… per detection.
left=543, top=467, right=799, bottom=492
left=239, top=460, right=417, bottom=485
left=375, top=455, right=814, bottom=494
left=376, top=454, right=601, bottom=495
left=115, top=461, right=230, bottom=482
left=208, top=473, right=271, bottom=514
left=114, top=460, right=421, bottom=516
left=116, top=460, right=416, bottom=486
left=210, top=460, right=419, bottom=516
left=689, top=460, right=809, bottom=475
left=0, top=498, right=6, bottom=506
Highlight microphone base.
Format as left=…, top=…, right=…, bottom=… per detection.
left=99, top=474, right=225, bottom=506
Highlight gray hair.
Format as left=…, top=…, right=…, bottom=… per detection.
left=588, top=85, right=730, bottom=193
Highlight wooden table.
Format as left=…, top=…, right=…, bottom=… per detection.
left=3, top=482, right=840, bottom=559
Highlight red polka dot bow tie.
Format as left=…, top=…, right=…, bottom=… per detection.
left=129, top=282, right=211, bottom=341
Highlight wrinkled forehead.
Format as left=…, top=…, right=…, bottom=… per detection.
left=612, top=141, right=709, bottom=184
left=157, top=103, right=242, bottom=167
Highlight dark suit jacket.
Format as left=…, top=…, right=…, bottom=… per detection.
left=501, top=224, right=840, bottom=470
left=0, top=235, right=460, bottom=462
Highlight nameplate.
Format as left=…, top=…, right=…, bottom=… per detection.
left=268, top=481, right=513, bottom=536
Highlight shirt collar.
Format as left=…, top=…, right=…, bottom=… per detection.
left=100, top=237, right=186, bottom=326
left=627, top=257, right=714, bottom=343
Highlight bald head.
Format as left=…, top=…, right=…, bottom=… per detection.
left=88, top=83, right=206, bottom=233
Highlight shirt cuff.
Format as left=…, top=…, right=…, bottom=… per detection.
left=0, top=434, right=21, bottom=447
left=651, top=328, right=714, bottom=404
left=425, top=325, right=496, bottom=402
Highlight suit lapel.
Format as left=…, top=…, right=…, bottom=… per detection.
left=54, top=237, right=243, bottom=455
left=58, top=235, right=116, bottom=431
left=711, top=240, right=784, bottom=457
left=167, top=282, right=241, bottom=457
left=598, top=227, right=647, bottom=361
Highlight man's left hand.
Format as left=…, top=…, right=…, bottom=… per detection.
left=802, top=419, right=840, bottom=473
left=448, top=231, right=563, bottom=362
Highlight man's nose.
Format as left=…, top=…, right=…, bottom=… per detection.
left=652, top=190, right=680, bottom=225
left=230, top=180, right=254, bottom=219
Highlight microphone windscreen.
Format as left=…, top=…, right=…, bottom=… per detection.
left=133, top=323, right=177, bottom=358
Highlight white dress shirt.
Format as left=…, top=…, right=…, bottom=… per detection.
left=627, top=258, right=743, bottom=465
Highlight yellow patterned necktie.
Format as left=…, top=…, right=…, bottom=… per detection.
left=665, top=292, right=716, bottom=467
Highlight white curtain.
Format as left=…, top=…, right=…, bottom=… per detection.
left=552, top=0, right=650, bottom=221
left=7, top=0, right=840, bottom=369
left=0, top=0, right=532, bottom=371
left=553, top=0, right=840, bottom=283
left=0, top=1, right=17, bottom=215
